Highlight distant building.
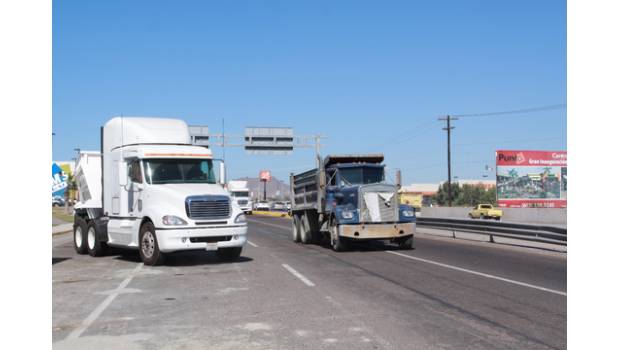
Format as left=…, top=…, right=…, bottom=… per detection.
left=399, top=180, right=496, bottom=207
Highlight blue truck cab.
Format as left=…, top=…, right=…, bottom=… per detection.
left=290, top=154, right=415, bottom=251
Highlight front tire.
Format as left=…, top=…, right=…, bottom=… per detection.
left=329, top=218, right=348, bottom=252
left=86, top=222, right=107, bottom=257
left=217, top=247, right=243, bottom=261
left=139, top=221, right=165, bottom=266
left=398, top=236, right=414, bottom=250
left=73, top=217, right=88, bottom=255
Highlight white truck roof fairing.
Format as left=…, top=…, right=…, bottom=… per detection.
left=228, top=180, right=249, bottom=191
left=103, top=117, right=191, bottom=152
left=121, top=145, right=213, bottom=159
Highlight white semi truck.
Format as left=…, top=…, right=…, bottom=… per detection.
left=227, top=180, right=253, bottom=214
left=73, top=117, right=248, bottom=265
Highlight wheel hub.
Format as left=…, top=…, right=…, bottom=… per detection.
left=142, top=231, right=155, bottom=258
left=88, top=228, right=96, bottom=249
left=75, top=227, right=82, bottom=247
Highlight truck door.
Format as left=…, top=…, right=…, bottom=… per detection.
left=127, top=159, right=143, bottom=216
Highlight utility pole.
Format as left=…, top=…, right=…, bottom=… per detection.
left=438, top=115, right=458, bottom=206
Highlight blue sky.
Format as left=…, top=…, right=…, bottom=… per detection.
left=53, top=0, right=566, bottom=184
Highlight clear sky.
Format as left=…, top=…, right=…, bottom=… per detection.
left=53, top=0, right=566, bottom=184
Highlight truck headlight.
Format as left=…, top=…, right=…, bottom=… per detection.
left=235, top=213, right=247, bottom=223
left=162, top=215, right=188, bottom=226
left=402, top=210, right=415, bottom=217
left=341, top=210, right=355, bottom=220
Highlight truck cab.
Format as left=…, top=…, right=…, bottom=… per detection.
left=227, top=180, right=253, bottom=214
left=290, top=154, right=416, bottom=251
left=73, top=117, right=248, bottom=265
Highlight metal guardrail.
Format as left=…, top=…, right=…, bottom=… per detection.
left=416, top=217, right=567, bottom=246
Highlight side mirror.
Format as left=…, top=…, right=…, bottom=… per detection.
left=118, top=161, right=128, bottom=186
left=219, top=162, right=226, bottom=185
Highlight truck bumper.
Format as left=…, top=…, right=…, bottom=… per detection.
left=338, top=222, right=415, bottom=240
left=155, top=224, right=248, bottom=253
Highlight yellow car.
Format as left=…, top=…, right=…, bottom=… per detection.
left=469, top=204, right=503, bottom=220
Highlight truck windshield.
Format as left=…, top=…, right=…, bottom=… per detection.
left=231, top=191, right=249, bottom=197
left=339, top=167, right=384, bottom=185
left=144, top=159, right=216, bottom=184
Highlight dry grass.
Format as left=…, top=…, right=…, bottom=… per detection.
left=52, top=206, right=74, bottom=224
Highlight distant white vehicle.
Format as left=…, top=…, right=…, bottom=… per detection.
left=255, top=201, right=270, bottom=211
left=73, top=117, right=247, bottom=265
left=273, top=202, right=286, bottom=211
left=228, top=180, right=253, bottom=214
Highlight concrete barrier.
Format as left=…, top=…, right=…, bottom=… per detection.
left=419, top=207, right=566, bottom=226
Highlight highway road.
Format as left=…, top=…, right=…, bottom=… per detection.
left=53, top=215, right=566, bottom=349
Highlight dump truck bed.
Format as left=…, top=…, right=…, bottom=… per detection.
left=290, top=168, right=320, bottom=211
left=74, top=151, right=102, bottom=209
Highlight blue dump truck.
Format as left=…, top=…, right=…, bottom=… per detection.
left=290, top=154, right=416, bottom=251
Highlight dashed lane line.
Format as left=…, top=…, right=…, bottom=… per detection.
left=282, top=264, right=316, bottom=287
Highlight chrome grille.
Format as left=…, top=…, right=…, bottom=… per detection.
left=186, top=195, right=231, bottom=220
left=237, top=199, right=248, bottom=205
left=359, top=184, right=398, bottom=223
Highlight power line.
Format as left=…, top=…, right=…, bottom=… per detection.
left=452, top=103, right=566, bottom=118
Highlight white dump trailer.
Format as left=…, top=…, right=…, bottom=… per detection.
left=73, top=117, right=248, bottom=265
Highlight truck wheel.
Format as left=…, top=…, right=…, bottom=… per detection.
left=300, top=213, right=314, bottom=244
left=73, top=217, right=88, bottom=255
left=292, top=214, right=301, bottom=242
left=217, top=247, right=242, bottom=261
left=329, top=218, right=348, bottom=252
left=398, top=236, right=414, bottom=250
left=139, top=221, right=166, bottom=266
left=86, top=222, right=106, bottom=257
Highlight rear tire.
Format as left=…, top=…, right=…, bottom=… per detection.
left=292, top=214, right=301, bottom=242
left=300, top=212, right=314, bottom=244
left=217, top=247, right=243, bottom=261
left=139, top=221, right=166, bottom=266
left=73, top=217, right=88, bottom=255
left=86, top=222, right=107, bottom=257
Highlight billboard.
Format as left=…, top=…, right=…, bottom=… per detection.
left=52, top=163, right=68, bottom=197
left=259, top=170, right=272, bottom=182
left=496, top=150, right=567, bottom=208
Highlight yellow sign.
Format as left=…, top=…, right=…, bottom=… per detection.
left=399, top=193, right=422, bottom=208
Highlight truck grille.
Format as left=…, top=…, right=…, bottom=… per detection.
left=185, top=195, right=231, bottom=220
left=237, top=199, right=248, bottom=205
left=359, top=184, right=398, bottom=223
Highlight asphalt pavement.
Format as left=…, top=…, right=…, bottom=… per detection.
left=52, top=215, right=566, bottom=349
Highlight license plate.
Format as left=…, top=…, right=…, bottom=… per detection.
left=206, top=243, right=218, bottom=251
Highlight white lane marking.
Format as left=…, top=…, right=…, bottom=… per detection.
left=247, top=240, right=259, bottom=247
left=282, top=264, right=316, bottom=287
left=66, top=263, right=144, bottom=339
left=387, top=251, right=566, bottom=296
